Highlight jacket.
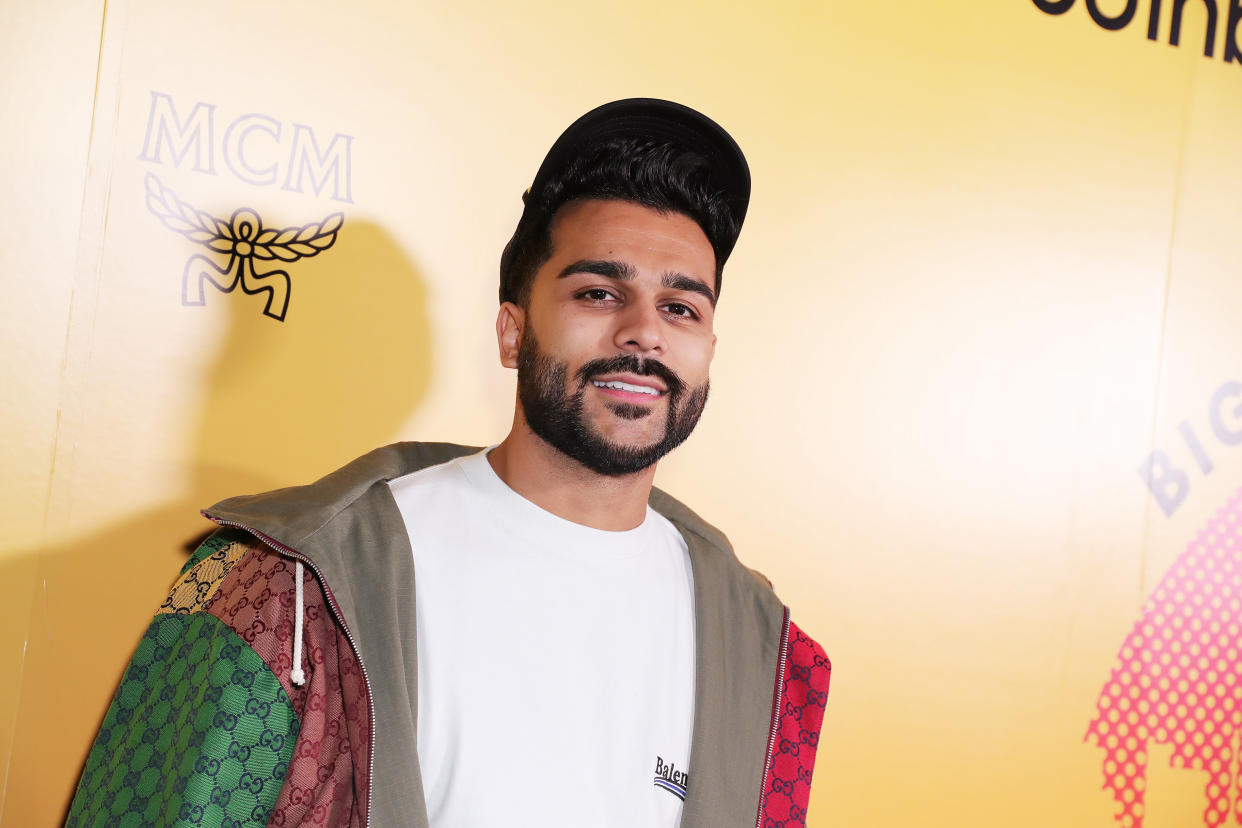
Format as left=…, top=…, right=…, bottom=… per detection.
left=66, top=442, right=831, bottom=827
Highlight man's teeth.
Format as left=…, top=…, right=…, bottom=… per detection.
left=593, top=380, right=660, bottom=396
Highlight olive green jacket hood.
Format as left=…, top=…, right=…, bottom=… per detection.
left=205, top=441, right=791, bottom=827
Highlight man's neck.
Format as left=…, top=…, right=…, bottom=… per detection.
left=487, top=423, right=656, bottom=532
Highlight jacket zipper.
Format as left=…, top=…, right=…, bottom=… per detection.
left=754, top=607, right=791, bottom=828
left=206, top=515, right=375, bottom=828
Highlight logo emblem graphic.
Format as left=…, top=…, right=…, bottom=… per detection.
left=1086, top=489, right=1242, bottom=827
left=653, top=755, right=688, bottom=801
left=145, top=173, right=343, bottom=321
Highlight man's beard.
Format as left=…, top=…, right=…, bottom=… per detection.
left=516, top=327, right=710, bottom=477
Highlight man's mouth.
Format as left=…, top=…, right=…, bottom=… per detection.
left=575, top=355, right=683, bottom=404
left=591, top=379, right=662, bottom=397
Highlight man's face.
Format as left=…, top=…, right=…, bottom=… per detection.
left=512, top=198, right=718, bottom=477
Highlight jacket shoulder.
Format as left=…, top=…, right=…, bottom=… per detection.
left=205, top=441, right=480, bottom=547
left=650, top=485, right=780, bottom=597
left=68, top=531, right=300, bottom=827
left=69, top=529, right=371, bottom=827
left=648, top=485, right=731, bottom=553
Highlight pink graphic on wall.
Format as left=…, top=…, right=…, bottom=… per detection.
left=1086, top=489, right=1242, bottom=827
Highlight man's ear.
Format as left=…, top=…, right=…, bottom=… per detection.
left=496, top=301, right=525, bottom=369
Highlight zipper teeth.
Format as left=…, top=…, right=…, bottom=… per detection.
left=755, top=608, right=791, bottom=828
left=208, top=516, right=376, bottom=828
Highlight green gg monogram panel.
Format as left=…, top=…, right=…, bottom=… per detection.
left=66, top=612, right=299, bottom=827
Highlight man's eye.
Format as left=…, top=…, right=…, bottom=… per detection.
left=664, top=302, right=698, bottom=320
left=579, top=289, right=614, bottom=302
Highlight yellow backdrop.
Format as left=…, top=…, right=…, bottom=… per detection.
left=4, top=0, right=1242, bottom=825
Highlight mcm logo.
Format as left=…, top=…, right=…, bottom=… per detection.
left=1086, top=488, right=1242, bottom=827
left=144, top=172, right=343, bottom=321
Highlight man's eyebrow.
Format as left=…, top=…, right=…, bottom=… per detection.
left=557, top=259, right=716, bottom=307
left=557, top=259, right=636, bottom=281
left=662, top=272, right=717, bottom=307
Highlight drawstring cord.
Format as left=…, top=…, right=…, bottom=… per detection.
left=290, top=560, right=306, bottom=686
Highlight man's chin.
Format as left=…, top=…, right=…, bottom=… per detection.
left=586, top=407, right=668, bottom=446
left=554, top=419, right=672, bottom=477
left=574, top=441, right=667, bottom=477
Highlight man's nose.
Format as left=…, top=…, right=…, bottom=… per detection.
left=613, top=301, right=666, bottom=354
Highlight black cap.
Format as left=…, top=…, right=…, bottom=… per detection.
left=500, top=98, right=750, bottom=303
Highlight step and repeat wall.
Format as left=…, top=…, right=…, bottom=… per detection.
left=4, top=0, right=1241, bottom=825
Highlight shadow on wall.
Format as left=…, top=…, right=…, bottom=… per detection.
left=0, top=221, right=431, bottom=826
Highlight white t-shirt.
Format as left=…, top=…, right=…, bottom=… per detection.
left=387, top=449, right=696, bottom=828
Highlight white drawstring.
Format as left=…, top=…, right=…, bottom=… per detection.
left=290, top=560, right=306, bottom=686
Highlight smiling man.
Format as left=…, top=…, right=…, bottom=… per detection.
left=495, top=199, right=715, bottom=496
left=67, top=100, right=831, bottom=828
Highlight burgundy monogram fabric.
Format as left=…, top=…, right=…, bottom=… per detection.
left=205, top=547, right=371, bottom=826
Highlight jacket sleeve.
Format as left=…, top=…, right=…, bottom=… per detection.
left=66, top=528, right=370, bottom=827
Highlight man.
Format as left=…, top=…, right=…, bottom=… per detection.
left=67, top=99, right=830, bottom=828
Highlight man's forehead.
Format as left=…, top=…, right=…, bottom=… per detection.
left=549, top=199, right=713, bottom=259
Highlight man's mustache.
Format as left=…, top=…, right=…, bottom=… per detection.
left=574, top=354, right=685, bottom=397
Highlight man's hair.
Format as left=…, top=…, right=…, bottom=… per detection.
left=498, top=136, right=740, bottom=307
